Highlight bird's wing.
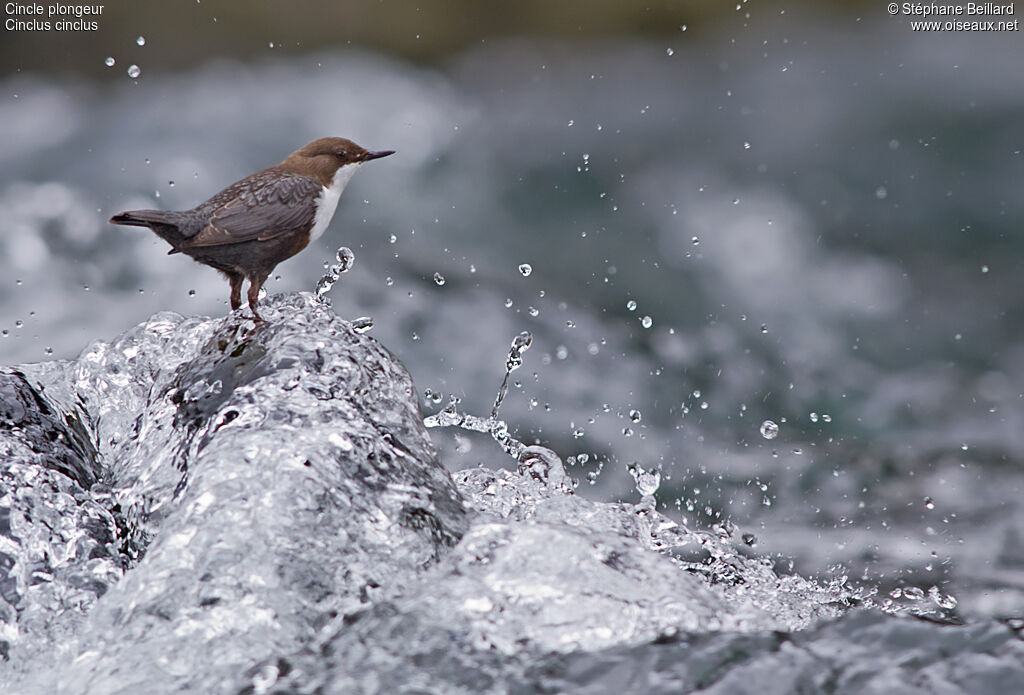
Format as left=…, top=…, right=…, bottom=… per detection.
left=180, top=173, right=324, bottom=248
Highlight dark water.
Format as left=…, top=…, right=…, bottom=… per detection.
left=0, top=8, right=1022, bottom=659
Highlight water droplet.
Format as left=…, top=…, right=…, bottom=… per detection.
left=760, top=420, right=779, bottom=440
left=930, top=587, right=957, bottom=609
left=743, top=141, right=751, bottom=150
left=626, top=300, right=637, bottom=311
left=760, top=324, right=768, bottom=333
left=44, top=347, right=53, bottom=355
left=389, top=234, right=397, bottom=244
left=809, top=412, right=819, bottom=423
left=903, top=586, right=925, bottom=601
left=572, top=427, right=585, bottom=439
left=506, top=332, right=533, bottom=372
left=822, top=414, right=832, bottom=423
left=628, top=463, right=661, bottom=497
left=924, top=496, right=935, bottom=510
left=981, top=265, right=989, bottom=273
left=629, top=409, right=642, bottom=423
left=136, top=35, right=146, bottom=46
left=691, top=235, right=700, bottom=245
left=351, top=316, right=374, bottom=333
left=640, top=315, right=653, bottom=329
left=14, top=320, right=23, bottom=328
left=433, top=272, right=446, bottom=286
left=666, top=47, right=674, bottom=56
left=336, top=247, right=354, bottom=270
left=528, top=306, right=539, bottom=317
left=127, top=64, right=141, bottom=79
left=875, top=186, right=888, bottom=200
left=105, top=56, right=115, bottom=67
left=188, top=289, right=196, bottom=296
left=518, top=263, right=532, bottom=277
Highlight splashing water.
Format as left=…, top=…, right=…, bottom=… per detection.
left=314, top=246, right=356, bottom=300
left=492, top=331, right=532, bottom=419
left=0, top=293, right=983, bottom=694
left=628, top=462, right=661, bottom=498
left=424, top=331, right=533, bottom=459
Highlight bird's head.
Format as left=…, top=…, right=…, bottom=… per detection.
left=280, top=137, right=394, bottom=187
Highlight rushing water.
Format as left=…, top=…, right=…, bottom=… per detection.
left=1, top=12, right=1023, bottom=692
left=1, top=293, right=1018, bottom=694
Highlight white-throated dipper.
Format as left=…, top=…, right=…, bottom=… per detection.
left=110, top=137, right=394, bottom=322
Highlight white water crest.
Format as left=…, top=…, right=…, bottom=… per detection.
left=0, top=293, right=1010, bottom=695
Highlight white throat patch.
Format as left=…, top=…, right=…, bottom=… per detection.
left=310, top=163, right=361, bottom=242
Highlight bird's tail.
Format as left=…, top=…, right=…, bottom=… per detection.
left=110, top=209, right=190, bottom=252
left=109, top=209, right=177, bottom=227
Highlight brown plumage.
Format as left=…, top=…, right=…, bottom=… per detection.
left=110, top=137, right=394, bottom=322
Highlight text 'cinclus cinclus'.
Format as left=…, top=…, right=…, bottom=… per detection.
left=110, top=137, right=394, bottom=322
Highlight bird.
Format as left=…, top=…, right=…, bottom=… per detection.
left=110, top=137, right=394, bottom=322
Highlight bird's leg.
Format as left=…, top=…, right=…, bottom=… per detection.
left=228, top=273, right=244, bottom=311
left=247, top=273, right=269, bottom=323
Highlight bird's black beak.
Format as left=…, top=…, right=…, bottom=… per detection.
left=362, top=150, right=395, bottom=162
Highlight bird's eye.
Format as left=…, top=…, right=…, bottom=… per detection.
left=334, top=151, right=348, bottom=160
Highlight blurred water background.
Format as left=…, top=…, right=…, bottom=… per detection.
left=1, top=0, right=1023, bottom=670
